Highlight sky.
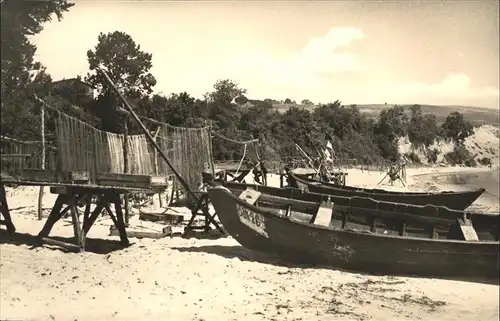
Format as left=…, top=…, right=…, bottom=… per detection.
left=32, top=0, right=499, bottom=109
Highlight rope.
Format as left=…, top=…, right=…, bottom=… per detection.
left=139, top=114, right=209, bottom=131
left=211, top=130, right=259, bottom=144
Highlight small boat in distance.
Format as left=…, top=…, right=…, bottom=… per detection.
left=286, top=170, right=485, bottom=210
left=207, top=186, right=499, bottom=281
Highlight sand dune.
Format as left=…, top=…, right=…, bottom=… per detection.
left=1, top=167, right=498, bottom=321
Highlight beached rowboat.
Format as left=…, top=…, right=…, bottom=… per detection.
left=220, top=181, right=498, bottom=229
left=207, top=186, right=499, bottom=281
left=287, top=171, right=485, bottom=210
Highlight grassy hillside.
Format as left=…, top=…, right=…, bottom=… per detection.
left=273, top=103, right=499, bottom=126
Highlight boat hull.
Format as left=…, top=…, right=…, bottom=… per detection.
left=289, top=172, right=484, bottom=210
left=208, top=187, right=499, bottom=281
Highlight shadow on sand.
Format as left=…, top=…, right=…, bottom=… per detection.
left=0, top=229, right=131, bottom=255
left=172, top=244, right=500, bottom=286
left=179, top=228, right=228, bottom=240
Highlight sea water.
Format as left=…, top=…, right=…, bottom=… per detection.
left=436, top=169, right=499, bottom=213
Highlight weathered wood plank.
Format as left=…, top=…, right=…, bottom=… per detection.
left=313, top=199, right=333, bottom=226
left=458, top=218, right=479, bottom=241
left=0, top=153, right=32, bottom=158
left=96, top=173, right=168, bottom=188
left=109, top=225, right=172, bottom=239
left=139, top=211, right=184, bottom=225
left=5, top=169, right=89, bottom=184
left=41, top=237, right=82, bottom=252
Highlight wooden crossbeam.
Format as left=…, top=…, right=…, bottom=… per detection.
left=0, top=153, right=32, bottom=158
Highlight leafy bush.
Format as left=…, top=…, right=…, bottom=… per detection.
left=478, top=157, right=492, bottom=166
left=444, top=145, right=474, bottom=166
left=464, top=158, right=477, bottom=167
left=441, top=111, right=474, bottom=143
left=426, top=148, right=439, bottom=164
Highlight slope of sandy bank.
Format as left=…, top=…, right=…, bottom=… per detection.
left=1, top=166, right=499, bottom=321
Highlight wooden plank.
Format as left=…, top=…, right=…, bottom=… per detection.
left=41, top=237, right=82, bottom=252
left=139, top=211, right=184, bottom=225
left=109, top=225, right=172, bottom=239
left=150, top=176, right=168, bottom=186
left=457, top=218, right=479, bottom=241
left=97, top=179, right=163, bottom=189
left=50, top=186, right=70, bottom=195
left=6, top=170, right=89, bottom=184
left=239, top=188, right=261, bottom=205
left=13, top=169, right=62, bottom=183
left=97, top=172, right=152, bottom=183
left=313, top=198, right=333, bottom=226
left=97, top=173, right=168, bottom=189
left=0, top=154, right=32, bottom=158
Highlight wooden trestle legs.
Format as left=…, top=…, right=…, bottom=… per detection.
left=183, top=192, right=225, bottom=237
left=0, top=184, right=16, bottom=234
left=39, top=187, right=129, bottom=252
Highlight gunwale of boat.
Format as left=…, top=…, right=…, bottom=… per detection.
left=223, top=181, right=494, bottom=218
left=290, top=171, right=485, bottom=196
left=211, top=186, right=499, bottom=245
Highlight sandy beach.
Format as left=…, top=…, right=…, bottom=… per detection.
left=1, top=166, right=498, bottom=321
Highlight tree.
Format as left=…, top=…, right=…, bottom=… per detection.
left=204, top=79, right=246, bottom=105
left=1, top=0, right=74, bottom=138
left=301, top=99, right=313, bottom=105
left=441, top=111, right=473, bottom=144
left=234, top=95, right=249, bottom=104
left=376, top=105, right=408, bottom=140
left=284, top=98, right=292, bottom=104
left=407, top=105, right=438, bottom=148
left=204, top=79, right=246, bottom=126
left=1, top=0, right=74, bottom=99
left=264, top=98, right=277, bottom=105
left=373, top=105, right=408, bottom=161
left=204, top=80, right=247, bottom=160
left=85, top=31, right=156, bottom=99
left=152, top=92, right=201, bottom=127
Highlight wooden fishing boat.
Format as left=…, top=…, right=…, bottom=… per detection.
left=207, top=186, right=499, bottom=281
left=287, top=171, right=485, bottom=210
left=218, top=181, right=499, bottom=233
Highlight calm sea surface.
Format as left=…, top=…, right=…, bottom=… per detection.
left=421, top=169, right=499, bottom=213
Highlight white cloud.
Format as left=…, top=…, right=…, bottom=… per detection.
left=224, top=27, right=365, bottom=91
left=382, top=73, right=500, bottom=108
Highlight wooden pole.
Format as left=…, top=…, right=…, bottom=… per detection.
left=207, top=120, right=215, bottom=175
left=37, top=98, right=46, bottom=220
left=122, top=115, right=130, bottom=225
left=152, top=127, right=163, bottom=208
